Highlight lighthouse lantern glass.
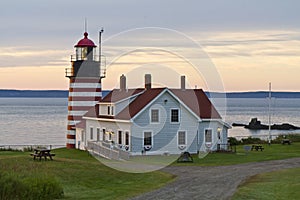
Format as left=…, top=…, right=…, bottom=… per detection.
left=76, top=47, right=88, bottom=61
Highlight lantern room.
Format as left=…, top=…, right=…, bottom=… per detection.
left=74, top=32, right=97, bottom=61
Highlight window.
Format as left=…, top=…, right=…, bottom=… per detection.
left=171, top=109, right=179, bottom=123
left=178, top=131, right=186, bottom=145
left=111, top=106, right=114, bottom=115
left=107, top=106, right=110, bottom=115
left=102, top=128, right=106, bottom=141
left=97, top=128, right=100, bottom=141
left=118, top=130, right=122, bottom=145
left=90, top=127, right=94, bottom=140
left=205, top=129, right=212, bottom=143
left=108, top=131, right=113, bottom=141
left=151, top=109, right=159, bottom=123
left=144, top=132, right=152, bottom=146
left=125, top=131, right=129, bottom=146
left=217, top=128, right=221, bottom=140
left=81, top=130, right=84, bottom=142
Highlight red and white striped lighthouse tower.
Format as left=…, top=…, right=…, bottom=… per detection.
left=65, top=30, right=105, bottom=148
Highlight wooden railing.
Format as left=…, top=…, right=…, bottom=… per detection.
left=87, top=141, right=130, bottom=160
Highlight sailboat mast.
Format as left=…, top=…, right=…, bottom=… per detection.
left=268, top=82, right=272, bottom=145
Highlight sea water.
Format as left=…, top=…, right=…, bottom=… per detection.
left=0, top=97, right=300, bottom=145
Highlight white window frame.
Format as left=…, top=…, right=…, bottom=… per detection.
left=177, top=131, right=187, bottom=146
left=170, top=108, right=180, bottom=123
left=90, top=127, right=94, bottom=140
left=143, top=131, right=153, bottom=147
left=205, top=129, right=213, bottom=143
left=150, top=109, right=159, bottom=123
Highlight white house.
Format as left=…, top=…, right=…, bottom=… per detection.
left=76, top=74, right=230, bottom=156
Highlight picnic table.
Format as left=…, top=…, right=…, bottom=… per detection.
left=30, top=148, right=55, bottom=160
left=251, top=145, right=264, bottom=151
left=281, top=139, right=291, bottom=145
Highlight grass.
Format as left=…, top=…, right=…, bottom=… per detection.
left=232, top=167, right=300, bottom=200
left=1, top=143, right=299, bottom=199
left=174, top=142, right=300, bottom=166
left=0, top=148, right=174, bottom=199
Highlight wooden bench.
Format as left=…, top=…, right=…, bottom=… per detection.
left=251, top=145, right=264, bottom=151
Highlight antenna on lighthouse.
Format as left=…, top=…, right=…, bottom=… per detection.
left=84, top=18, right=87, bottom=32
left=99, top=27, right=105, bottom=77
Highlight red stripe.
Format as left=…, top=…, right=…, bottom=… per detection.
left=66, top=143, right=75, bottom=149
left=67, top=125, right=76, bottom=130
left=68, top=106, right=92, bottom=111
left=68, top=115, right=82, bottom=120
left=67, top=134, right=76, bottom=139
left=69, top=88, right=101, bottom=92
left=69, top=96, right=101, bottom=101
left=70, top=78, right=101, bottom=83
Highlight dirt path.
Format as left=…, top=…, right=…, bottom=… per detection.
left=131, top=157, right=300, bottom=200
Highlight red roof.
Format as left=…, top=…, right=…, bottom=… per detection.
left=116, top=88, right=165, bottom=120
left=170, top=89, right=221, bottom=119
left=84, top=88, right=221, bottom=120
left=101, top=89, right=145, bottom=103
left=75, top=32, right=96, bottom=47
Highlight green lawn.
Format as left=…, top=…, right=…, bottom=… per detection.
left=232, top=167, right=300, bottom=200
left=0, top=148, right=174, bottom=200
left=1, top=143, right=300, bottom=199
left=175, top=143, right=300, bottom=166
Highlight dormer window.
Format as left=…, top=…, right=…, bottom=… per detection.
left=107, top=105, right=114, bottom=116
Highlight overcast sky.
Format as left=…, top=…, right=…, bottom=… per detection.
left=1, top=0, right=300, bottom=91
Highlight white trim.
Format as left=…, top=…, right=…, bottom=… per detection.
left=96, top=127, right=101, bottom=141
left=83, top=116, right=131, bottom=123
left=67, top=120, right=81, bottom=126
left=170, top=108, right=180, bottom=124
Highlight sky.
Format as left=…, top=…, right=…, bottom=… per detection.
left=0, top=0, right=300, bottom=92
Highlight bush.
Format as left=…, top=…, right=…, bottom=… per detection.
left=228, top=137, right=240, bottom=145
left=273, top=134, right=300, bottom=144
left=0, top=173, right=64, bottom=200
left=241, top=137, right=265, bottom=144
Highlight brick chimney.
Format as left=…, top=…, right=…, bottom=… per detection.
left=120, top=74, right=126, bottom=91
left=145, top=74, right=151, bottom=90
left=181, top=75, right=186, bottom=90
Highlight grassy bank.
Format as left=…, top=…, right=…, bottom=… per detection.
left=232, top=167, right=300, bottom=200
left=0, top=148, right=174, bottom=199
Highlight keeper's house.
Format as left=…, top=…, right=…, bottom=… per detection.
left=76, top=74, right=230, bottom=155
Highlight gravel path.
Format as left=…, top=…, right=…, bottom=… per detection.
left=131, top=157, right=300, bottom=200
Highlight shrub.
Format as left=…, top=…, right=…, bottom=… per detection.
left=228, top=137, right=240, bottom=145
left=0, top=173, right=64, bottom=200
left=241, top=137, right=265, bottom=144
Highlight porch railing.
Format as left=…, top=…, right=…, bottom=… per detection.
left=87, top=141, right=130, bottom=160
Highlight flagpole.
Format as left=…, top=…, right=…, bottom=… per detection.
left=268, top=82, right=272, bottom=145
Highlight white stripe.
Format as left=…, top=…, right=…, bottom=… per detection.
left=70, top=83, right=101, bottom=88
left=68, top=130, right=76, bottom=135
left=68, top=110, right=88, bottom=116
left=69, top=92, right=102, bottom=97
left=68, top=120, right=81, bottom=126
left=68, top=101, right=98, bottom=107
left=67, top=139, right=76, bottom=144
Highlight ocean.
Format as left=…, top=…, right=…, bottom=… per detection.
left=0, top=97, right=300, bottom=145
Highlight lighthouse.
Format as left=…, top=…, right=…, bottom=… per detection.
left=65, top=30, right=105, bottom=148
